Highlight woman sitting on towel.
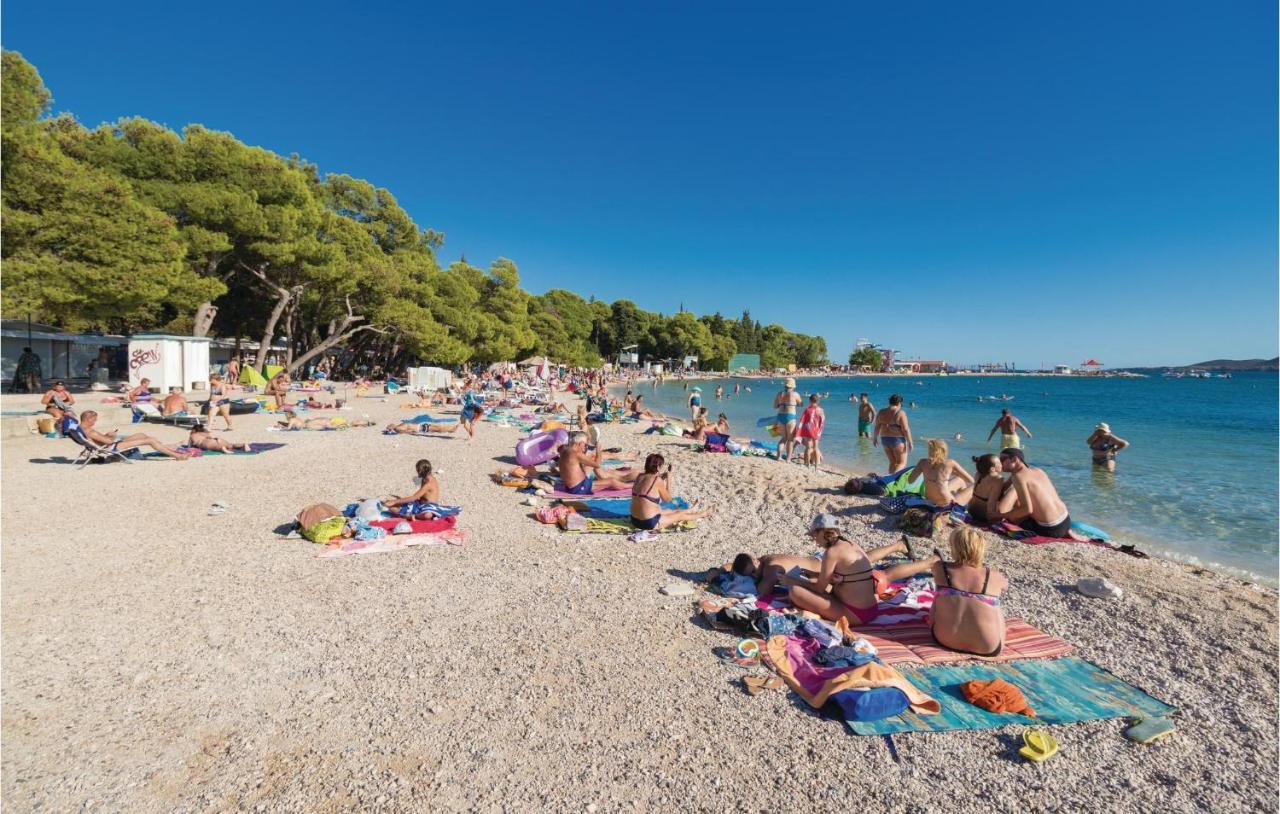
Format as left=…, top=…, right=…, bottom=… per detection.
left=188, top=423, right=252, bottom=453
left=967, top=454, right=1007, bottom=524
left=907, top=439, right=975, bottom=506
left=629, top=454, right=714, bottom=531
left=929, top=527, right=1007, bottom=657
left=683, top=409, right=712, bottom=441
left=383, top=459, right=444, bottom=519
left=784, top=514, right=935, bottom=625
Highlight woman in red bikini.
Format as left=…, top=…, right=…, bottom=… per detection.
left=783, top=514, right=935, bottom=626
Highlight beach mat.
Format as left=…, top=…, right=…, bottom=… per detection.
left=368, top=515, right=459, bottom=534
left=545, top=485, right=632, bottom=499
left=406, top=414, right=455, bottom=424
left=562, top=516, right=694, bottom=534
left=848, top=618, right=1073, bottom=666
left=844, top=656, right=1176, bottom=735
left=173, top=442, right=286, bottom=456
left=559, top=497, right=689, bottom=518
left=317, top=529, right=465, bottom=558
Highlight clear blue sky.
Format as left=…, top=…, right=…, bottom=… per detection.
left=5, top=0, right=1276, bottom=367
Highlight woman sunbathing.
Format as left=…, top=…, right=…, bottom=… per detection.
left=188, top=423, right=252, bottom=453
left=907, top=439, right=975, bottom=506
left=929, top=527, right=1007, bottom=656
left=384, top=420, right=464, bottom=435
left=279, top=416, right=372, bottom=431
left=783, top=514, right=935, bottom=625
left=629, top=454, right=714, bottom=530
left=383, top=459, right=444, bottom=519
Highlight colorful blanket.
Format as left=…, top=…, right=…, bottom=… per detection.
left=174, top=442, right=286, bottom=456
left=765, top=635, right=941, bottom=713
left=843, top=618, right=1074, bottom=666
left=559, top=497, right=689, bottom=518
left=368, top=515, right=459, bottom=534
left=989, top=520, right=1111, bottom=547
left=563, top=516, right=694, bottom=535
left=545, top=484, right=632, bottom=499
left=317, top=529, right=466, bottom=558
left=844, top=657, right=1176, bottom=735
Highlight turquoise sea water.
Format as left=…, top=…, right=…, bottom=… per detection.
left=630, top=372, right=1278, bottom=582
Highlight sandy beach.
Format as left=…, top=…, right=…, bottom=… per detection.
left=2, top=387, right=1276, bottom=812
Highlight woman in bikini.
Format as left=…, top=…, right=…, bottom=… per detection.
left=872, top=394, right=913, bottom=471
left=908, top=439, right=975, bottom=506
left=1086, top=422, right=1130, bottom=472
left=188, top=423, right=252, bottom=453
left=628, top=453, right=714, bottom=531
left=206, top=373, right=234, bottom=430
left=966, top=454, right=1006, bottom=524
left=383, top=459, right=445, bottom=519
left=929, top=527, right=1007, bottom=656
left=784, top=514, right=935, bottom=625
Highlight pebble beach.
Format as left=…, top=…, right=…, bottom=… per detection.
left=2, top=388, right=1276, bottom=812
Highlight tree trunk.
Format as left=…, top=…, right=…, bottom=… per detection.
left=193, top=303, right=218, bottom=337
left=254, top=287, right=293, bottom=372
left=289, top=323, right=385, bottom=375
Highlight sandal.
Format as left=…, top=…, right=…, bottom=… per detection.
left=1117, top=544, right=1149, bottom=559
left=713, top=646, right=758, bottom=668
left=744, top=675, right=785, bottom=695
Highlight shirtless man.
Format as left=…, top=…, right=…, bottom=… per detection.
left=986, top=408, right=1032, bottom=449
left=557, top=431, right=639, bottom=495
left=856, top=393, right=875, bottom=438
left=70, top=411, right=190, bottom=460
left=161, top=388, right=190, bottom=416
left=987, top=448, right=1073, bottom=538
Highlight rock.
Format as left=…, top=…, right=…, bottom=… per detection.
left=659, top=584, right=694, bottom=597
left=1077, top=577, right=1123, bottom=600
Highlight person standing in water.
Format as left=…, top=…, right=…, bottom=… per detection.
left=773, top=377, right=803, bottom=462
left=688, top=387, right=702, bottom=421
left=872, top=394, right=913, bottom=471
left=856, top=393, right=875, bottom=438
left=1086, top=422, right=1129, bottom=472
left=796, top=394, right=826, bottom=467
left=986, top=408, right=1032, bottom=449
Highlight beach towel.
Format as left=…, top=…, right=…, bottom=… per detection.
left=406, top=414, right=455, bottom=424
left=368, top=515, right=459, bottom=534
left=838, top=618, right=1074, bottom=666
left=545, top=485, right=632, bottom=499
left=843, top=657, right=1176, bottom=735
left=765, top=635, right=940, bottom=714
left=560, top=497, right=689, bottom=518
left=989, top=521, right=1112, bottom=548
left=176, top=442, right=286, bottom=456
left=562, top=516, right=694, bottom=535
left=316, top=528, right=466, bottom=558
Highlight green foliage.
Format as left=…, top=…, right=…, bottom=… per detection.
left=849, top=347, right=884, bottom=369
left=0, top=50, right=830, bottom=373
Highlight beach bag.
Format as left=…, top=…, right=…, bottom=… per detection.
left=830, top=687, right=911, bottom=722
left=900, top=506, right=947, bottom=538
left=536, top=505, right=576, bottom=525
left=704, top=432, right=729, bottom=453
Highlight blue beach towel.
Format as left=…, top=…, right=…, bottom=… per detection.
left=844, top=657, right=1176, bottom=736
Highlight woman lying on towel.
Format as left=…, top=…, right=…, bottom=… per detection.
left=629, top=454, right=714, bottom=530
left=907, top=439, right=975, bottom=506
left=384, top=420, right=466, bottom=436
left=383, top=459, right=444, bottom=519
left=188, top=423, right=252, bottom=453
left=278, top=416, right=374, bottom=431
left=929, top=528, right=1007, bottom=657
left=783, top=514, right=936, bottom=625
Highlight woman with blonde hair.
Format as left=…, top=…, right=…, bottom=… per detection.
left=908, top=438, right=975, bottom=506
left=929, top=527, right=1008, bottom=656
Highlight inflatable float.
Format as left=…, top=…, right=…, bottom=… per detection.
left=515, top=428, right=568, bottom=467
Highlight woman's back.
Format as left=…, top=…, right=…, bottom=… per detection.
left=931, top=561, right=1006, bottom=655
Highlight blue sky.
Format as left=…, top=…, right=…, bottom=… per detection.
left=5, top=0, right=1276, bottom=367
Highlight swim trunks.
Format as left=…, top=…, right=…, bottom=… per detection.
left=1000, top=433, right=1020, bottom=449
left=1021, top=513, right=1072, bottom=538
left=857, top=419, right=872, bottom=434
left=565, top=475, right=595, bottom=495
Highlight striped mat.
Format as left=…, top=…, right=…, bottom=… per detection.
left=845, top=656, right=1176, bottom=735
left=850, top=619, right=1073, bottom=666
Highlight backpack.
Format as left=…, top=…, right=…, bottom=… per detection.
left=900, top=506, right=946, bottom=537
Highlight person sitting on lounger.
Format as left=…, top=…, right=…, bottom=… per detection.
left=384, top=419, right=464, bottom=435
left=72, top=411, right=190, bottom=460
left=161, top=388, right=190, bottom=417
left=929, top=527, right=1007, bottom=657
left=987, top=447, right=1074, bottom=538
left=629, top=454, right=714, bottom=530
left=188, top=423, right=252, bottom=453
left=126, top=378, right=155, bottom=405
left=41, top=381, right=76, bottom=420
left=907, top=439, right=975, bottom=506
left=783, top=514, right=935, bottom=625
left=383, top=459, right=444, bottom=519
left=558, top=431, right=639, bottom=494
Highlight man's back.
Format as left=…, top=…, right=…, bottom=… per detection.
left=1016, top=466, right=1066, bottom=521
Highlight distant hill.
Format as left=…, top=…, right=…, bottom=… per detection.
left=1179, top=358, right=1279, bottom=371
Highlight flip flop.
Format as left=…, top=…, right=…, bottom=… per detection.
left=900, top=534, right=918, bottom=561
left=743, top=675, right=785, bottom=695
left=712, top=647, right=758, bottom=668
left=1019, top=729, right=1059, bottom=763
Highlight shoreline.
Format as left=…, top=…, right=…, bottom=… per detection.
left=2, top=385, right=1276, bottom=810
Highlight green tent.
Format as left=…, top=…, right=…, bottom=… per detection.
left=239, top=365, right=268, bottom=388
left=264, top=364, right=283, bottom=380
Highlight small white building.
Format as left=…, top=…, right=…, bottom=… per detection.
left=1054, top=364, right=1073, bottom=375
left=128, top=334, right=212, bottom=392
left=1, top=320, right=130, bottom=383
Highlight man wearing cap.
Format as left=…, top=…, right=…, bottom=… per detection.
left=773, top=378, right=803, bottom=462
left=988, top=448, right=1073, bottom=538
left=986, top=408, right=1033, bottom=449
left=1086, top=423, right=1129, bottom=472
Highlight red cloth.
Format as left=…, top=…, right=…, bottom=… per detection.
left=796, top=405, right=825, bottom=439
left=369, top=515, right=458, bottom=533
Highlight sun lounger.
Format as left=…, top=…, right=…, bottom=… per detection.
left=131, top=402, right=201, bottom=428
left=64, top=424, right=134, bottom=469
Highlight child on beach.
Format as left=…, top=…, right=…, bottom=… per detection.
left=796, top=394, right=825, bottom=467
left=383, top=459, right=444, bottom=519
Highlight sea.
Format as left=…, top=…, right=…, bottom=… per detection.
left=629, top=372, right=1278, bottom=583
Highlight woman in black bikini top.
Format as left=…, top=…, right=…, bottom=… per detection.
left=628, top=454, right=713, bottom=532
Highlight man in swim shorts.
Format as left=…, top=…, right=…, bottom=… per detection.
left=857, top=393, right=875, bottom=438
left=987, top=448, right=1072, bottom=537
left=557, top=431, right=639, bottom=494
left=986, top=408, right=1032, bottom=449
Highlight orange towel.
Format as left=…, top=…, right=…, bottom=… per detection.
left=960, top=678, right=1036, bottom=717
